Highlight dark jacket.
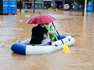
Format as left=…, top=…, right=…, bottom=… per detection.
left=30, top=25, right=48, bottom=44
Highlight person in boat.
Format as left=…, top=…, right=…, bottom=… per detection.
left=30, top=24, right=55, bottom=45
left=44, top=24, right=57, bottom=41
left=44, top=24, right=67, bottom=41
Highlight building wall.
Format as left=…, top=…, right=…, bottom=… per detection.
left=43, top=0, right=52, bottom=1
left=35, top=0, right=43, bottom=2
left=24, top=0, right=32, bottom=2
left=55, top=0, right=63, bottom=1
left=22, top=0, right=65, bottom=9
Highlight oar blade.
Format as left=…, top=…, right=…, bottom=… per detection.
left=63, top=44, right=70, bottom=53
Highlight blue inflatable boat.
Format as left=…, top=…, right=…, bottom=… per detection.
left=11, top=35, right=75, bottom=55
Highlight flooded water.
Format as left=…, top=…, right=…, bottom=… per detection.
left=0, top=10, right=94, bottom=70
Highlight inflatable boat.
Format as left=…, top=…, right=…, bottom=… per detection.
left=11, top=35, right=75, bottom=55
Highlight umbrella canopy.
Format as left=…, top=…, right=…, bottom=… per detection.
left=26, top=14, right=56, bottom=24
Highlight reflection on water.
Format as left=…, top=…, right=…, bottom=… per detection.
left=0, top=11, right=94, bottom=70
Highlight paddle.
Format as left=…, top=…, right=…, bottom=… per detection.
left=52, top=22, right=70, bottom=53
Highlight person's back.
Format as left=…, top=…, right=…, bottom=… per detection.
left=30, top=24, right=48, bottom=44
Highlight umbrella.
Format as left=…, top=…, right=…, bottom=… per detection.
left=26, top=14, right=56, bottom=24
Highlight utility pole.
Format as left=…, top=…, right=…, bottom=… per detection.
left=19, top=0, right=22, bottom=14
left=62, top=0, right=65, bottom=9
left=33, top=0, right=35, bottom=13
left=52, top=0, right=55, bottom=9
left=84, top=0, right=87, bottom=16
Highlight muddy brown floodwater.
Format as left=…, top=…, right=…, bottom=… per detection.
left=0, top=10, right=94, bottom=70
